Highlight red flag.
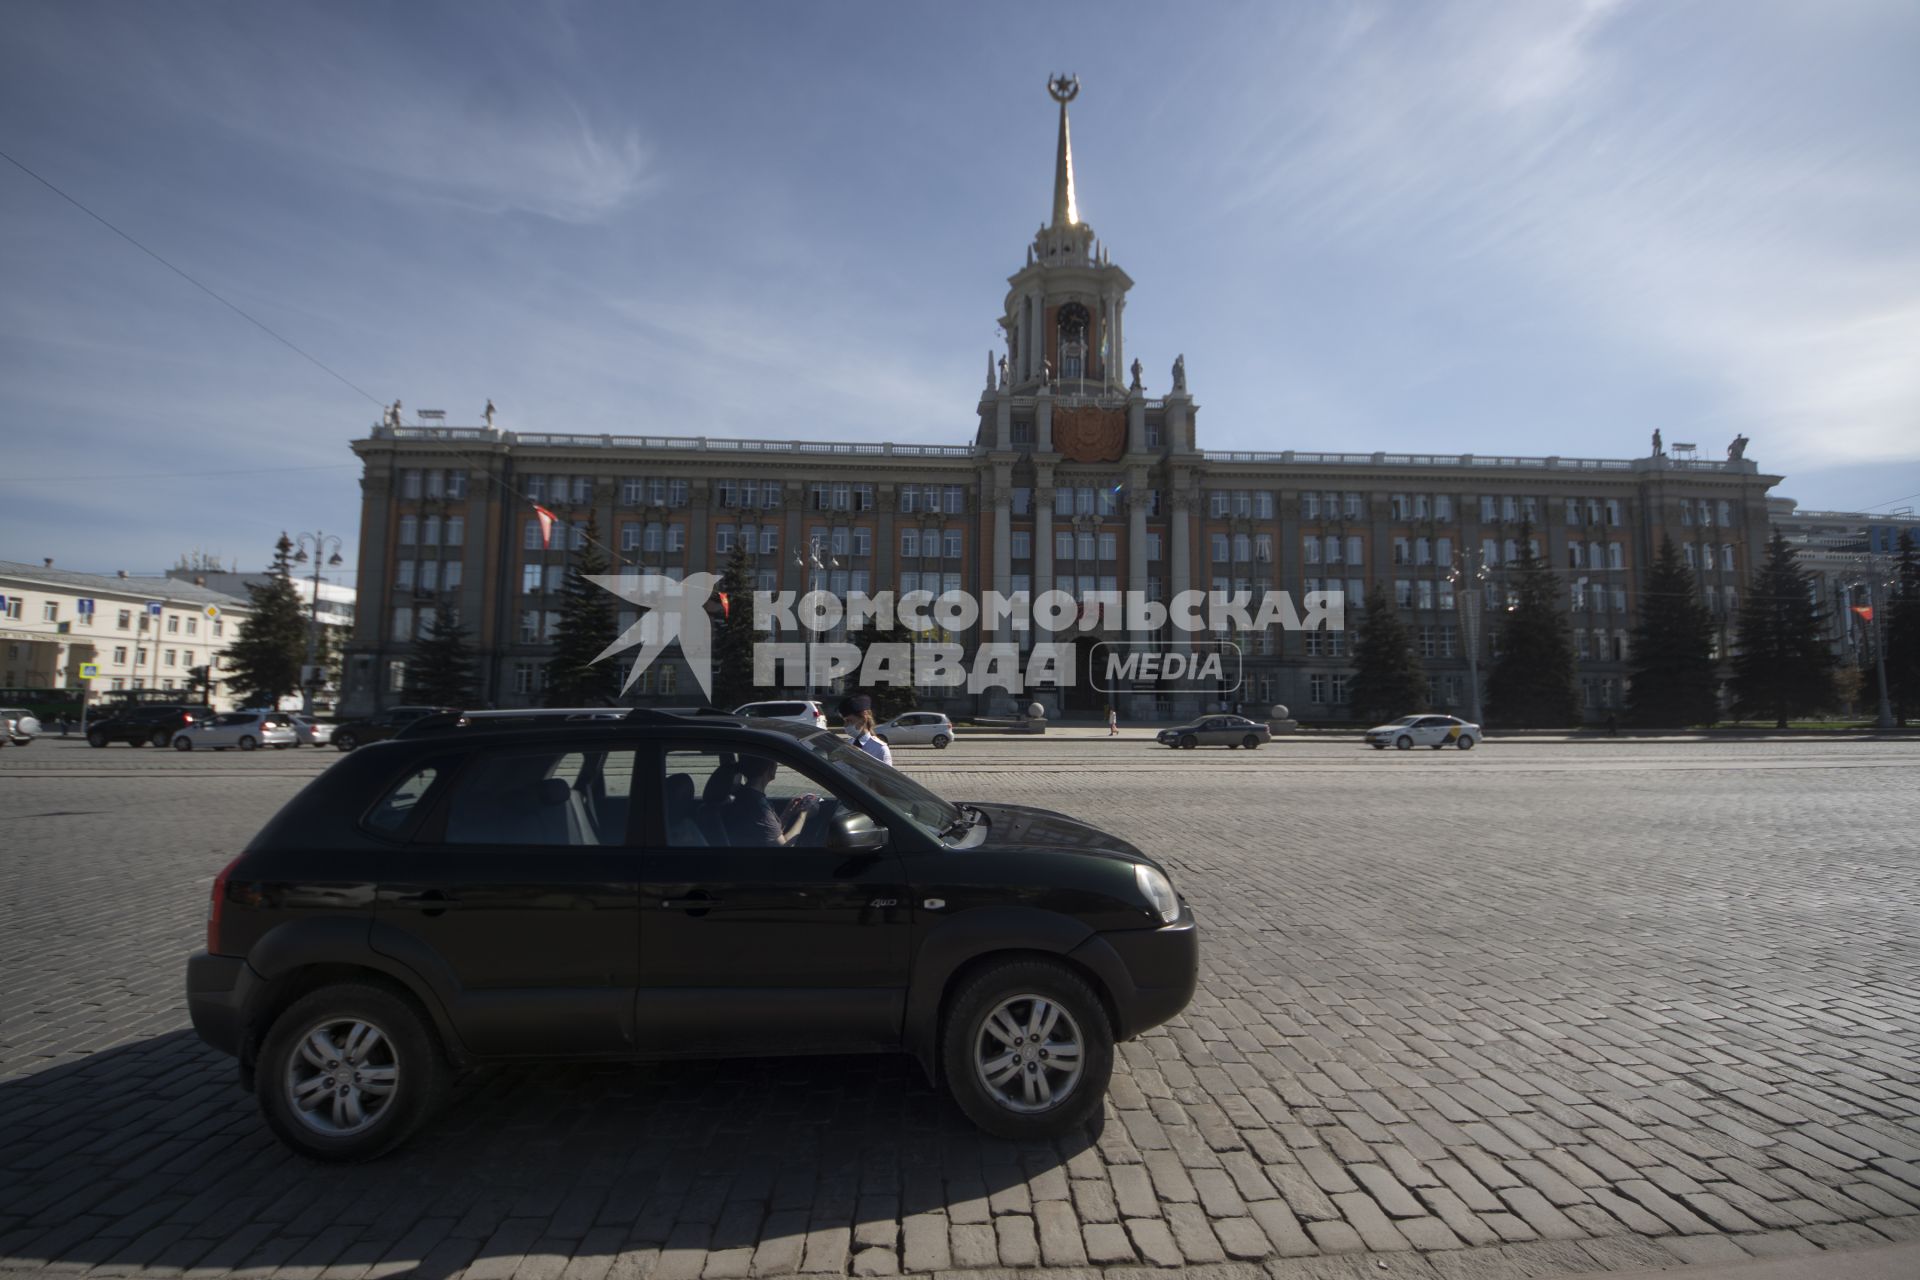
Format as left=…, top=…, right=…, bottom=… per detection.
left=716, top=591, right=731, bottom=619
left=1852, top=605, right=1873, bottom=622
left=533, top=505, right=557, bottom=549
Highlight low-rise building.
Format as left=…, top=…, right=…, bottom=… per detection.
left=0, top=561, right=252, bottom=711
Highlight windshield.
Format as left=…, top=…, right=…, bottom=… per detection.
left=802, top=732, right=961, bottom=840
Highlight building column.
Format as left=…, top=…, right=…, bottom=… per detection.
left=1035, top=387, right=1053, bottom=453
left=1169, top=482, right=1198, bottom=719
left=992, top=473, right=1013, bottom=644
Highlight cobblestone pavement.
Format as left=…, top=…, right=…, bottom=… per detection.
left=3, top=736, right=1917, bottom=1279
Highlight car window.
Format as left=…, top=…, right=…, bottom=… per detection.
left=214, top=713, right=249, bottom=727
left=662, top=746, right=863, bottom=849
left=440, top=747, right=638, bottom=847
left=798, top=731, right=960, bottom=841
left=364, top=763, right=444, bottom=839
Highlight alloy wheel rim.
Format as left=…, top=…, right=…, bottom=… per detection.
left=974, top=993, right=1084, bottom=1114
left=284, top=1017, right=399, bottom=1137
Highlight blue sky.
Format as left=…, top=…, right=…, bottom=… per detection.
left=4, top=0, right=1917, bottom=578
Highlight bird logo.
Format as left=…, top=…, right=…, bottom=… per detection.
left=588, top=572, right=724, bottom=700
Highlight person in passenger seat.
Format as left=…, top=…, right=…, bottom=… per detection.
left=727, top=755, right=817, bottom=846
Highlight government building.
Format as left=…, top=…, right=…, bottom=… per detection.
left=343, top=81, right=1782, bottom=722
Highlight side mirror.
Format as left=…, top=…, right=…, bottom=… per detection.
left=826, top=810, right=889, bottom=852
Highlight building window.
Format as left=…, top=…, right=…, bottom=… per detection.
left=447, top=470, right=468, bottom=499
left=666, top=524, right=686, bottom=552
left=1211, top=534, right=1230, bottom=562
left=522, top=564, right=542, bottom=593
left=1147, top=532, right=1163, bottom=561
left=396, top=560, right=415, bottom=590
left=1435, top=495, right=1453, bottom=521
left=1011, top=531, right=1032, bottom=559
left=1056, top=532, right=1074, bottom=561
left=401, top=470, right=422, bottom=499
left=392, top=606, right=414, bottom=639
left=420, top=561, right=439, bottom=591
left=945, top=531, right=963, bottom=559
left=1310, top=674, right=1328, bottom=704
left=1254, top=491, right=1274, bottom=519
left=1301, top=492, right=1319, bottom=520
left=1331, top=674, right=1350, bottom=704
left=1011, top=421, right=1033, bottom=446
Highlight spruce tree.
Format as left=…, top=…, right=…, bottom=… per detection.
left=224, top=533, right=308, bottom=708
left=1484, top=520, right=1580, bottom=727
left=1730, top=528, right=1835, bottom=728
left=1346, top=583, right=1427, bottom=725
left=849, top=614, right=919, bottom=720
left=708, top=542, right=760, bottom=710
left=545, top=513, right=620, bottom=706
left=1886, top=530, right=1920, bottom=725
left=406, top=610, right=478, bottom=707
left=1625, top=534, right=1720, bottom=727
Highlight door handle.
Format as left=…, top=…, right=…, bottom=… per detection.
left=396, top=890, right=453, bottom=916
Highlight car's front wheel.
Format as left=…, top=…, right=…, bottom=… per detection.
left=255, top=983, right=449, bottom=1162
left=174, top=736, right=192, bottom=751
left=334, top=732, right=357, bottom=752
left=933, top=733, right=951, bottom=749
left=1457, top=735, right=1475, bottom=750
left=1395, top=735, right=1413, bottom=750
left=1180, top=734, right=1197, bottom=749
left=941, top=959, right=1112, bottom=1140
left=88, top=731, right=109, bottom=748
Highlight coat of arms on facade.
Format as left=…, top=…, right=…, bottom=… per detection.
left=1052, top=406, right=1125, bottom=462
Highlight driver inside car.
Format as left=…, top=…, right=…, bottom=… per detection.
left=726, top=754, right=821, bottom=846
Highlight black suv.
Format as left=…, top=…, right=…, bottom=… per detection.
left=86, top=704, right=215, bottom=748
left=329, top=705, right=456, bottom=752
left=187, top=711, right=1198, bottom=1160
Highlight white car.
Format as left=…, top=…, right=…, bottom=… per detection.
left=1, top=708, right=41, bottom=746
left=875, top=711, right=954, bottom=748
left=1365, top=714, right=1479, bottom=751
left=172, top=711, right=298, bottom=752
left=732, top=699, right=829, bottom=729
left=287, top=714, right=334, bottom=747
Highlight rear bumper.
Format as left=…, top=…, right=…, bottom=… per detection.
left=185, top=951, right=250, bottom=1057
left=1068, top=910, right=1199, bottom=1039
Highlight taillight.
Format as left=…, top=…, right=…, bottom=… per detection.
left=206, top=855, right=243, bottom=954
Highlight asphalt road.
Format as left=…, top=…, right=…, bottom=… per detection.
left=2, top=734, right=1916, bottom=1279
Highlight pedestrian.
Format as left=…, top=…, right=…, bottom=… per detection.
left=838, top=694, right=894, bottom=766
left=1107, top=705, right=1119, bottom=736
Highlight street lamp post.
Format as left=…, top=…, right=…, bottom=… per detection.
left=291, top=532, right=344, bottom=716
left=1448, top=550, right=1491, bottom=727
left=1849, top=556, right=1896, bottom=730
left=795, top=539, right=835, bottom=700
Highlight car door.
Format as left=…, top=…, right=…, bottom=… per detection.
left=634, top=740, right=913, bottom=1057
left=888, top=714, right=927, bottom=745
left=371, top=742, right=643, bottom=1057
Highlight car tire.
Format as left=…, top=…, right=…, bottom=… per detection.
left=88, top=731, right=109, bottom=749
left=1242, top=734, right=1259, bottom=749
left=174, top=736, right=192, bottom=751
left=239, top=736, right=258, bottom=751
left=255, top=982, right=449, bottom=1163
left=334, top=733, right=357, bottom=752
left=1179, top=734, right=1197, bottom=749
left=1395, top=735, right=1413, bottom=750
left=151, top=728, right=171, bottom=748
left=1457, top=735, right=1475, bottom=750
left=933, top=733, right=951, bottom=749
left=940, top=958, right=1113, bottom=1140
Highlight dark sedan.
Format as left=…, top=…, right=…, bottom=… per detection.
left=1156, top=715, right=1272, bottom=749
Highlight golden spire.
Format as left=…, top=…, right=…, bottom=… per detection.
left=1048, top=74, right=1080, bottom=228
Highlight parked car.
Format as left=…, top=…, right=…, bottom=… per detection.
left=330, top=706, right=456, bottom=752
left=732, top=699, right=829, bottom=729
left=186, top=709, right=1198, bottom=1160
left=1156, top=715, right=1272, bottom=750
left=172, top=711, right=299, bottom=752
left=86, top=704, right=215, bottom=748
left=288, top=715, right=334, bottom=747
left=2, top=707, right=42, bottom=746
left=875, top=711, right=954, bottom=748
left=1365, top=715, right=1479, bottom=751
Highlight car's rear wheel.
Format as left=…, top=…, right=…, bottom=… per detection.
left=1457, top=735, right=1475, bottom=750
left=87, top=731, right=109, bottom=748
left=933, top=733, right=951, bottom=749
left=239, top=735, right=258, bottom=751
left=1242, top=734, right=1259, bottom=749
left=256, top=983, right=448, bottom=1163
left=334, top=732, right=357, bottom=752
left=941, top=959, right=1112, bottom=1140
left=1395, top=735, right=1413, bottom=750
left=150, top=728, right=171, bottom=748
left=174, top=736, right=192, bottom=751
left=1179, top=734, right=1197, bottom=749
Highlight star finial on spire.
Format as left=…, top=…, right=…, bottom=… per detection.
left=1048, top=74, right=1080, bottom=228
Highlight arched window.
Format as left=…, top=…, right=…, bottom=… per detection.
left=1056, top=302, right=1089, bottom=380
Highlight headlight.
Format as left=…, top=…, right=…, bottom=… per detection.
left=1134, top=864, right=1180, bottom=925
